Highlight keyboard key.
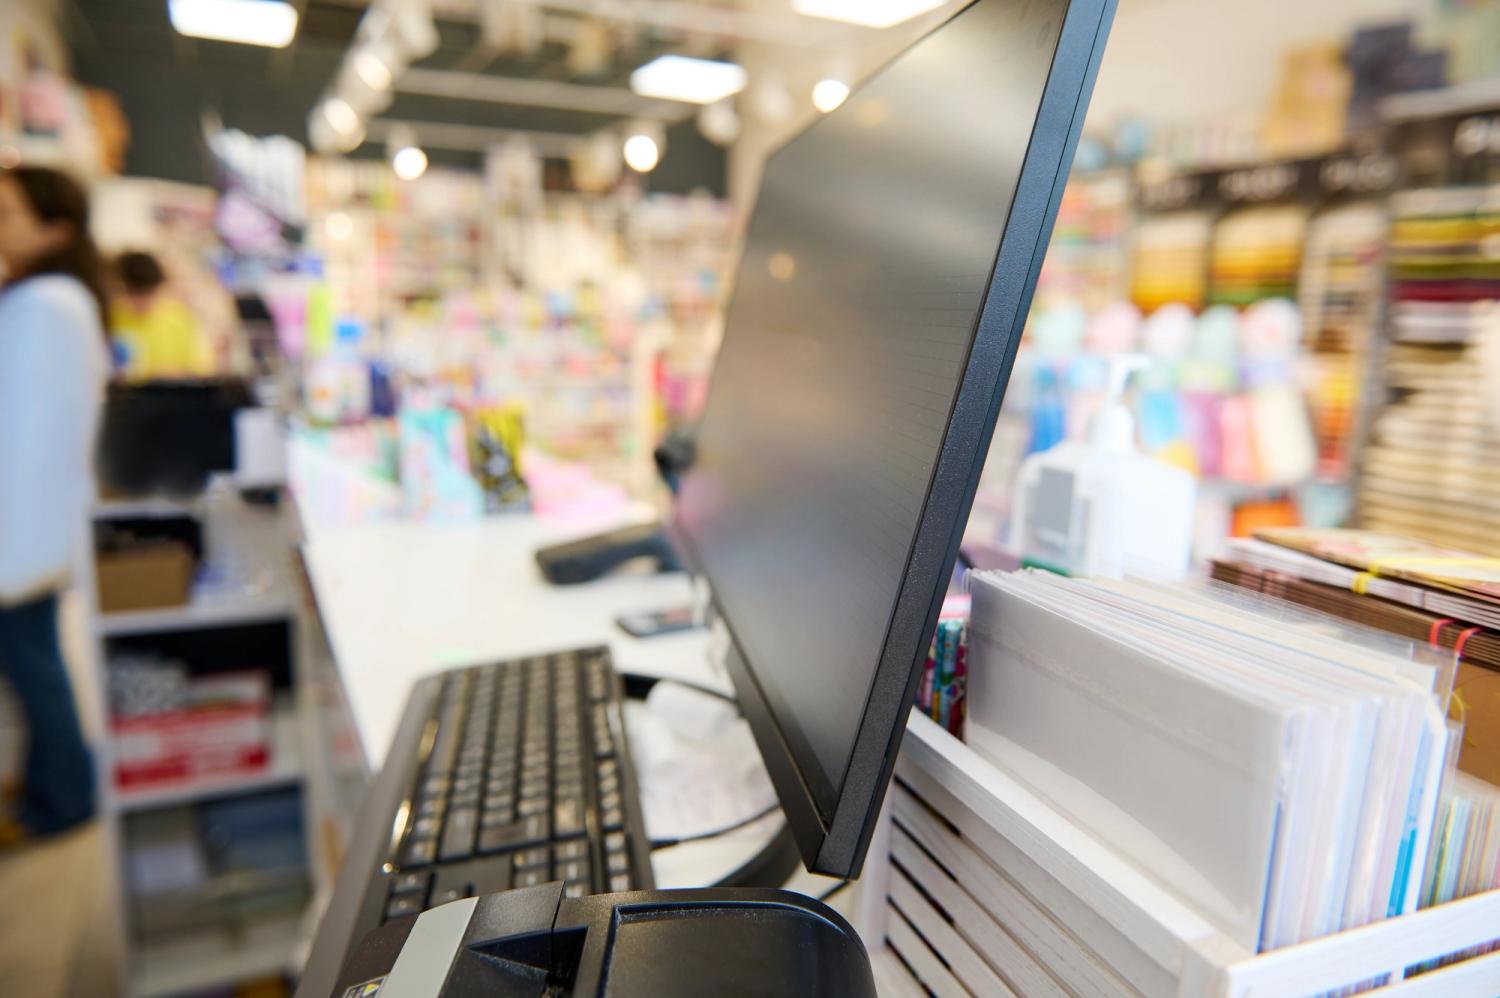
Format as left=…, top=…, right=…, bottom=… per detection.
left=391, top=870, right=431, bottom=897
left=554, top=839, right=589, bottom=862
left=604, top=831, right=625, bottom=851
left=557, top=858, right=591, bottom=883
left=602, top=806, right=624, bottom=831
left=563, top=882, right=588, bottom=899
left=554, top=798, right=585, bottom=838
left=607, top=850, right=630, bottom=875
left=515, top=868, right=548, bottom=888
left=439, top=807, right=478, bottom=861
left=515, top=846, right=549, bottom=870
left=609, top=874, right=631, bottom=892
left=482, top=806, right=515, bottom=827
left=386, top=894, right=423, bottom=920
left=432, top=885, right=469, bottom=906
left=518, top=797, right=548, bottom=817
left=478, top=815, right=548, bottom=853
left=405, top=838, right=437, bottom=867
left=411, top=816, right=440, bottom=840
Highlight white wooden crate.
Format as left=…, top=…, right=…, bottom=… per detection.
left=854, top=712, right=1500, bottom=997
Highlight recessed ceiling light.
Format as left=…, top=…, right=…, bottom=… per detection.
left=392, top=146, right=429, bottom=181
left=630, top=55, right=747, bottom=105
left=168, top=0, right=299, bottom=48
left=792, top=0, right=945, bottom=29
left=812, top=78, right=851, bottom=113
left=623, top=133, right=661, bottom=173
left=353, top=51, right=393, bottom=92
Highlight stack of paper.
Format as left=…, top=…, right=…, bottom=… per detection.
left=1423, top=772, right=1500, bottom=909
left=965, top=569, right=1451, bottom=952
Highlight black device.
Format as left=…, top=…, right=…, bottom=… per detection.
left=673, top=0, right=1115, bottom=879
left=534, top=522, right=681, bottom=585
left=302, top=0, right=1114, bottom=990
left=301, top=649, right=655, bottom=993
left=330, top=884, right=874, bottom=998
left=614, top=605, right=700, bottom=639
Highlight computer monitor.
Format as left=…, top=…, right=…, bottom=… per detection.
left=674, top=0, right=1116, bottom=879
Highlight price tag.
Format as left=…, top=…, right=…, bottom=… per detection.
left=1218, top=163, right=1298, bottom=202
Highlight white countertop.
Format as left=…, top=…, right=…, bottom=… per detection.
left=301, top=507, right=719, bottom=769
left=299, top=508, right=826, bottom=891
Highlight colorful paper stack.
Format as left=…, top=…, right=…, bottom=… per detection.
left=1357, top=186, right=1500, bottom=553
left=916, top=616, right=967, bottom=737
left=1209, top=205, right=1308, bottom=306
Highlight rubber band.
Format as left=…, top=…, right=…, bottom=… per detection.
left=1428, top=618, right=1456, bottom=647
left=1352, top=572, right=1374, bottom=595
left=1452, top=626, right=1483, bottom=662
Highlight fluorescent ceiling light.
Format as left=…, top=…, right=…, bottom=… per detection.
left=630, top=55, right=747, bottom=105
left=792, top=0, right=945, bottom=29
left=169, top=0, right=299, bottom=47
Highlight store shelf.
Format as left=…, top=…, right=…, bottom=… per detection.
left=1381, top=77, right=1500, bottom=122
left=94, top=495, right=202, bottom=519
left=129, top=912, right=302, bottom=998
left=113, top=706, right=303, bottom=813
left=98, top=593, right=291, bottom=638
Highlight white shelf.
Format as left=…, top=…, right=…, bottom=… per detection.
left=1381, top=77, right=1500, bottom=122
left=130, top=913, right=302, bottom=998
left=98, top=594, right=291, bottom=637
left=113, top=707, right=303, bottom=813
left=94, top=496, right=202, bottom=520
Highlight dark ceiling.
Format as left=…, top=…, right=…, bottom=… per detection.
left=61, top=0, right=725, bottom=193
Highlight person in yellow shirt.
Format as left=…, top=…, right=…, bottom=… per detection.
left=109, top=251, right=213, bottom=380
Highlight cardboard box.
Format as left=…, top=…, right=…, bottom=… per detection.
left=95, top=541, right=194, bottom=613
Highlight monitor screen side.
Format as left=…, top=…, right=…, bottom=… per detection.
left=675, top=0, right=1115, bottom=874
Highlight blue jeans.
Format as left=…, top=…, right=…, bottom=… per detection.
left=0, top=595, right=95, bottom=835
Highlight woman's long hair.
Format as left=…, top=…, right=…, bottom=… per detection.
left=2, top=166, right=110, bottom=327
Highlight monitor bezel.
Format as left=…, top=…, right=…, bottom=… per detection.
left=672, top=0, right=1119, bottom=879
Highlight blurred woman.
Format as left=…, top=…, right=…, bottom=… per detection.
left=0, top=166, right=108, bottom=843
left=110, top=249, right=213, bottom=380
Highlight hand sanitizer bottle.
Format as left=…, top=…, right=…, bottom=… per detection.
left=1009, top=355, right=1197, bottom=580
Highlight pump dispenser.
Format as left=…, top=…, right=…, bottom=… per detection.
left=1009, top=354, right=1196, bottom=579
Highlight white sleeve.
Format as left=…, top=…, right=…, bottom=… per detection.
left=0, top=290, right=92, bottom=603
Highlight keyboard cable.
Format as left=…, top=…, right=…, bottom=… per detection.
left=648, top=802, right=781, bottom=850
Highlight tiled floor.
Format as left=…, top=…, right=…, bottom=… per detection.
left=0, top=821, right=122, bottom=997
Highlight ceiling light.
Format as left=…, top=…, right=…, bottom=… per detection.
left=812, top=78, right=851, bottom=113
left=392, top=146, right=429, bottom=181
left=322, top=98, right=360, bottom=136
left=168, top=0, right=299, bottom=47
left=630, top=55, right=747, bottom=105
left=792, top=0, right=945, bottom=29
left=353, top=51, right=393, bottom=91
left=623, top=133, right=661, bottom=173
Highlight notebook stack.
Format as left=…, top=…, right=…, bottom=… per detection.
left=1213, top=527, right=1500, bottom=789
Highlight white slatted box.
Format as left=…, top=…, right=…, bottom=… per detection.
left=853, top=713, right=1500, bottom=997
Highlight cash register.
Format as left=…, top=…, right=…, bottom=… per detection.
left=299, top=0, right=1116, bottom=992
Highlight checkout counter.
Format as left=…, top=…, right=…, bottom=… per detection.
left=294, top=506, right=839, bottom=907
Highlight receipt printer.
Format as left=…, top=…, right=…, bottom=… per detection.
left=328, top=884, right=876, bottom=997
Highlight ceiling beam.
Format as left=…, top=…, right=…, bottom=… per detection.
left=396, top=66, right=688, bottom=120
left=365, top=117, right=580, bottom=156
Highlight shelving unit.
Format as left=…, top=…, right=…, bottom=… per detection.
left=98, top=594, right=293, bottom=639
left=130, top=912, right=303, bottom=998
left=88, top=483, right=323, bottom=998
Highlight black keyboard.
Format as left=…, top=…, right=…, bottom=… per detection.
left=369, top=647, right=654, bottom=926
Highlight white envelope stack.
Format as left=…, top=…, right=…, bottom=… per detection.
left=965, top=569, right=1452, bottom=953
